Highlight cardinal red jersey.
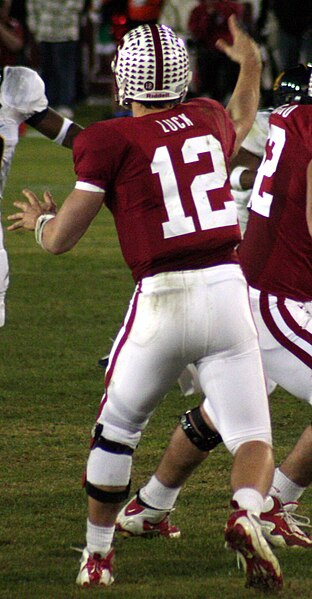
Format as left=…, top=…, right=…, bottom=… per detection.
left=239, top=103, right=312, bottom=302
left=73, top=98, right=239, bottom=282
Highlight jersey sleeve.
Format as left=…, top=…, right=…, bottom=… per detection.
left=0, top=66, right=48, bottom=117
left=73, top=123, right=128, bottom=192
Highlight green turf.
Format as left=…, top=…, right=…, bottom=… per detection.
left=0, top=107, right=311, bottom=598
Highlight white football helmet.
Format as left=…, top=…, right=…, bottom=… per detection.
left=112, top=24, right=192, bottom=108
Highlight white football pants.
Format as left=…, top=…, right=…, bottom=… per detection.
left=248, top=286, right=312, bottom=404
left=97, top=264, right=272, bottom=454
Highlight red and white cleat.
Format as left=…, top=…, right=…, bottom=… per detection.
left=115, top=494, right=181, bottom=539
left=260, top=495, right=312, bottom=549
left=225, top=509, right=283, bottom=592
left=76, top=546, right=115, bottom=587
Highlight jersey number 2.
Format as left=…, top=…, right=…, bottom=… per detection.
left=151, top=135, right=237, bottom=239
left=249, top=124, right=286, bottom=217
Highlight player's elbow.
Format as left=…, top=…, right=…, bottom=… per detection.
left=46, top=244, right=67, bottom=255
left=45, top=242, right=71, bottom=255
left=42, top=235, right=71, bottom=254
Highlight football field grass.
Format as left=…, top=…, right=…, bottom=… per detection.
left=0, top=106, right=311, bottom=598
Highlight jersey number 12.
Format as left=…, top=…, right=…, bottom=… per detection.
left=151, top=134, right=237, bottom=239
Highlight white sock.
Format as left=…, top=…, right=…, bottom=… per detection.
left=270, top=468, right=306, bottom=503
left=232, top=488, right=264, bottom=516
left=86, top=519, right=114, bottom=555
left=139, top=475, right=181, bottom=511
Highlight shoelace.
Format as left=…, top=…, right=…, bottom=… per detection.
left=280, top=509, right=312, bottom=534
left=70, top=545, right=83, bottom=553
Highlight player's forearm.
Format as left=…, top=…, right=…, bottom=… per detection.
left=37, top=216, right=78, bottom=254
left=8, top=188, right=104, bottom=250
left=216, top=15, right=262, bottom=155
left=38, top=211, right=89, bottom=254
left=33, top=108, right=83, bottom=148
left=39, top=189, right=104, bottom=253
left=226, top=59, right=262, bottom=154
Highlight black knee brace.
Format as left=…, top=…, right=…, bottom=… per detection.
left=91, top=423, right=134, bottom=456
left=179, top=406, right=223, bottom=451
left=86, top=480, right=131, bottom=504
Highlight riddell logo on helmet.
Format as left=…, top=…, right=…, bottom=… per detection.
left=145, top=92, right=169, bottom=98
left=114, top=24, right=190, bottom=108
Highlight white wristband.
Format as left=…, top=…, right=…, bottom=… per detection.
left=35, top=214, right=55, bottom=248
left=53, top=117, right=73, bottom=145
left=230, top=166, right=249, bottom=191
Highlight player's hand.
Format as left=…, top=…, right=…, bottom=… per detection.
left=215, top=14, right=261, bottom=68
left=7, top=189, right=57, bottom=231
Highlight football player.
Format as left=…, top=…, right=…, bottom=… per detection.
left=0, top=65, right=83, bottom=326
left=239, top=63, right=312, bottom=546
left=7, top=18, right=283, bottom=591
left=116, top=65, right=312, bottom=551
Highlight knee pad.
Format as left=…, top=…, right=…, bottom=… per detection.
left=179, top=406, right=223, bottom=451
left=87, top=426, right=134, bottom=487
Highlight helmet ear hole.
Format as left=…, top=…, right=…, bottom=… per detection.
left=112, top=24, right=191, bottom=109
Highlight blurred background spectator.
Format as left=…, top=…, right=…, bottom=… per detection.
left=159, top=0, right=199, bottom=41
left=127, top=0, right=163, bottom=30
left=3, top=1, right=309, bottom=117
left=87, top=0, right=129, bottom=116
left=26, top=0, right=86, bottom=118
left=188, top=1, right=250, bottom=103
left=269, top=0, right=312, bottom=71
left=88, top=0, right=127, bottom=89
left=9, top=0, right=41, bottom=69
left=85, top=0, right=290, bottom=114
left=0, top=0, right=24, bottom=66
left=158, top=0, right=199, bottom=95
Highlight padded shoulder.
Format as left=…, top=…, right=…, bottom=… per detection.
left=1, top=66, right=48, bottom=115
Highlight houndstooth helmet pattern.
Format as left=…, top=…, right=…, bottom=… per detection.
left=112, top=24, right=191, bottom=108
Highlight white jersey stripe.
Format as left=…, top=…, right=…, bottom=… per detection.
left=75, top=181, right=105, bottom=193
left=259, top=291, right=312, bottom=367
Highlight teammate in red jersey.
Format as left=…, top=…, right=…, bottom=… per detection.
left=239, top=64, right=312, bottom=548
left=240, top=64, right=312, bottom=451
left=7, top=17, right=283, bottom=591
